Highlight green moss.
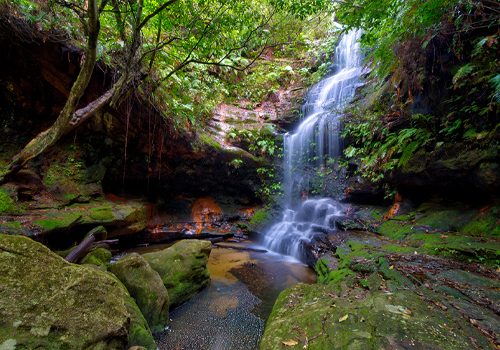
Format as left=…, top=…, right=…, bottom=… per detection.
left=0, top=221, right=21, bottom=231
left=377, top=220, right=415, bottom=240
left=143, top=240, right=211, bottom=308
left=88, top=207, right=116, bottom=221
left=324, top=268, right=354, bottom=285
left=123, top=294, right=157, bottom=350
left=0, top=235, right=130, bottom=349
left=461, top=206, right=500, bottom=237
left=110, top=253, right=169, bottom=332
left=417, top=208, right=476, bottom=232
left=197, top=132, right=222, bottom=150
left=81, top=248, right=112, bottom=267
left=381, top=243, right=415, bottom=255
left=315, top=255, right=338, bottom=283
left=0, top=187, right=23, bottom=214
left=262, top=282, right=490, bottom=349
left=33, top=219, right=67, bottom=232
left=249, top=208, right=273, bottom=230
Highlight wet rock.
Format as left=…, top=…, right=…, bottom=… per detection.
left=110, top=252, right=169, bottom=332
left=333, top=216, right=368, bottom=231
left=143, top=239, right=212, bottom=308
left=0, top=234, right=129, bottom=349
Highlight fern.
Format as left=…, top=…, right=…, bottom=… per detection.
left=398, top=140, right=420, bottom=168
left=491, top=74, right=500, bottom=103
left=397, top=128, right=419, bottom=144
left=452, top=63, right=475, bottom=88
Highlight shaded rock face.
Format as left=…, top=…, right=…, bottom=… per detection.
left=81, top=263, right=157, bottom=350
left=0, top=21, right=263, bottom=227
left=111, top=252, right=169, bottom=332
left=0, top=234, right=130, bottom=349
left=121, top=285, right=158, bottom=350
left=390, top=143, right=500, bottom=201
left=143, top=239, right=212, bottom=308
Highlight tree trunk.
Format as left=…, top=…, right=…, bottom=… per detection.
left=0, top=0, right=100, bottom=185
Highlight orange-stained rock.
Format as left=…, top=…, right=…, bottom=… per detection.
left=384, top=192, right=404, bottom=219
left=191, top=197, right=223, bottom=233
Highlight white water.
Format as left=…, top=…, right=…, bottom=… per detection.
left=264, top=30, right=364, bottom=260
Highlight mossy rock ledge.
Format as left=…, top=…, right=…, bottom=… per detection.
left=110, top=252, right=169, bottom=332
left=0, top=234, right=130, bottom=349
left=143, top=239, right=212, bottom=308
left=262, top=233, right=500, bottom=350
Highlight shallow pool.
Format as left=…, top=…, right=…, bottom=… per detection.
left=152, top=241, right=316, bottom=350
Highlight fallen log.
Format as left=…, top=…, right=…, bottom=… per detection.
left=65, top=226, right=107, bottom=263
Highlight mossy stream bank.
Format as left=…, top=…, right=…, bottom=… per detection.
left=260, top=200, right=500, bottom=350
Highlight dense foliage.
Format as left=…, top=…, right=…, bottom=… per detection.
left=3, top=0, right=333, bottom=133
left=336, top=0, right=500, bottom=184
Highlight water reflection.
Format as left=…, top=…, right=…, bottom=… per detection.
left=154, top=242, right=316, bottom=350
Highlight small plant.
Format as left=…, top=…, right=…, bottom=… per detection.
left=229, top=158, right=243, bottom=168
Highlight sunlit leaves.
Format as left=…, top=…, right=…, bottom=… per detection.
left=269, top=0, right=331, bottom=20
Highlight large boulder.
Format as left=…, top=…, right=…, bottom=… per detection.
left=111, top=253, right=169, bottom=332
left=122, top=286, right=158, bottom=350
left=83, top=264, right=157, bottom=350
left=143, top=239, right=212, bottom=308
left=0, top=234, right=130, bottom=349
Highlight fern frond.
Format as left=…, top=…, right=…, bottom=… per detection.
left=398, top=140, right=420, bottom=168
left=452, top=63, right=475, bottom=87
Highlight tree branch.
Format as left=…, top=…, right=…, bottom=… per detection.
left=138, top=0, right=180, bottom=30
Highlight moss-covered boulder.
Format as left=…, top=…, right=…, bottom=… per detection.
left=111, top=253, right=169, bottom=332
left=143, top=239, right=212, bottom=308
left=0, top=234, right=130, bottom=349
left=122, top=289, right=157, bottom=350
left=263, top=235, right=500, bottom=349
left=81, top=247, right=112, bottom=268
left=83, top=263, right=157, bottom=350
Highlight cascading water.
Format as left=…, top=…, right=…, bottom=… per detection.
left=263, top=29, right=364, bottom=259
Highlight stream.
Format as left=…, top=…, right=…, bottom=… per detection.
left=125, top=241, right=316, bottom=349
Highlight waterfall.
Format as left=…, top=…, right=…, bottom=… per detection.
left=263, top=29, right=364, bottom=260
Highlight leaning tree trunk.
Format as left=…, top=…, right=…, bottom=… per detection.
left=0, top=0, right=101, bottom=185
